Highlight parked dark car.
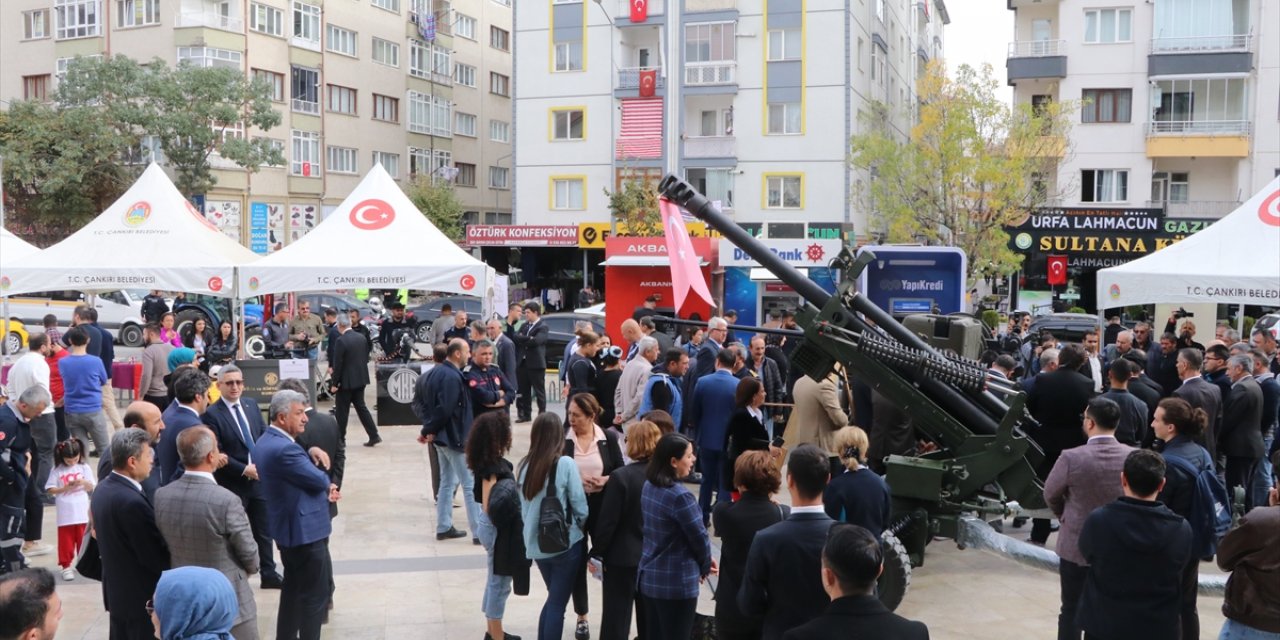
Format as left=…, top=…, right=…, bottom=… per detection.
left=1026, top=313, right=1101, bottom=345
left=542, top=312, right=607, bottom=370
left=298, top=293, right=377, bottom=320
left=408, top=296, right=483, bottom=342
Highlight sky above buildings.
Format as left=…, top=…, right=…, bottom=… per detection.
left=943, top=2, right=1015, bottom=103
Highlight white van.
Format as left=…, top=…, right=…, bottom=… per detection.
left=5, top=289, right=151, bottom=347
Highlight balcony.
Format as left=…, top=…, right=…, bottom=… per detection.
left=1145, top=200, right=1242, bottom=218
left=616, top=67, right=664, bottom=90
left=1147, top=121, right=1250, bottom=157
left=685, top=61, right=736, bottom=86
left=291, top=99, right=320, bottom=116
left=175, top=11, right=243, bottom=32
left=684, top=136, right=736, bottom=159
left=1148, top=34, right=1253, bottom=76
left=1006, top=40, right=1066, bottom=83
left=616, top=0, right=665, bottom=20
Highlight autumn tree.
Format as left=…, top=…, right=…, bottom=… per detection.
left=405, top=177, right=465, bottom=242
left=850, top=61, right=1074, bottom=286
left=605, top=177, right=663, bottom=237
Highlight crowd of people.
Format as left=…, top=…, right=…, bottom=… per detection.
left=3, top=297, right=1279, bottom=640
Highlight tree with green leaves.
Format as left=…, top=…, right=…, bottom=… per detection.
left=405, top=177, right=464, bottom=241
left=849, top=61, right=1074, bottom=286
left=605, top=177, right=663, bottom=237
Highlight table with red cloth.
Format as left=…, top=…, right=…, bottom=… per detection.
left=112, top=362, right=142, bottom=399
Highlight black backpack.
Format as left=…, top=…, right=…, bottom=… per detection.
left=537, top=461, right=572, bottom=554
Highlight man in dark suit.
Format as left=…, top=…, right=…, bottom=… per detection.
left=100, top=401, right=166, bottom=502
left=683, top=317, right=728, bottom=432
left=691, top=350, right=741, bottom=522
left=1026, top=343, right=1095, bottom=544
left=1220, top=355, right=1264, bottom=509
left=487, top=319, right=519, bottom=390
left=90, top=428, right=171, bottom=640
left=1173, top=348, right=1223, bottom=463
left=1202, top=344, right=1234, bottom=400
left=257, top=390, right=337, bottom=640
left=781, top=524, right=929, bottom=640
left=156, top=368, right=213, bottom=485
left=513, top=302, right=549, bottom=423
left=1148, top=333, right=1182, bottom=396
left=201, top=364, right=282, bottom=589
left=739, top=444, right=836, bottom=640
left=329, top=314, right=379, bottom=447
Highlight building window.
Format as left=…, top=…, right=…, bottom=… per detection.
left=410, top=43, right=452, bottom=82
left=1169, top=172, right=1189, bottom=203
left=1081, top=169, right=1128, bottom=202
left=291, top=1, right=321, bottom=49
left=55, top=0, right=101, bottom=40
left=116, top=0, right=158, bottom=27
left=372, top=94, right=399, bottom=122
left=765, top=174, right=803, bottom=209
left=326, top=25, right=357, bottom=57
left=24, top=10, right=50, bottom=39
left=455, top=163, right=476, bottom=187
left=455, top=63, right=477, bottom=87
left=552, top=178, right=585, bottom=210
left=372, top=151, right=400, bottom=178
left=490, top=26, right=510, bottom=51
left=372, top=0, right=400, bottom=12
left=871, top=44, right=886, bottom=87
left=551, top=109, right=585, bottom=140
left=455, top=112, right=477, bottom=137
left=767, top=27, right=801, bottom=61
left=767, top=102, right=802, bottom=134
left=455, top=14, right=477, bottom=39
left=327, top=85, right=356, bottom=115
left=1084, top=8, right=1132, bottom=44
left=489, top=166, right=509, bottom=189
left=55, top=55, right=103, bottom=80
left=22, top=75, right=51, bottom=101
left=685, top=22, right=736, bottom=64
left=327, top=146, right=358, bottom=174
left=490, top=120, right=510, bottom=143
left=178, top=47, right=242, bottom=69
left=372, top=38, right=400, bottom=67
left=291, top=130, right=320, bottom=176
left=1081, top=89, right=1131, bottom=123
left=490, top=72, right=510, bottom=97
left=856, top=37, right=864, bottom=71
left=252, top=69, right=285, bottom=101
left=290, top=66, right=320, bottom=114
left=249, top=2, right=283, bottom=36
left=875, top=0, right=885, bottom=21
left=554, top=42, right=584, bottom=72
left=408, top=91, right=451, bottom=137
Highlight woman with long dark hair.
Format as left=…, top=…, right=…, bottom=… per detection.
left=205, top=320, right=237, bottom=367
left=563, top=393, right=624, bottom=639
left=519, top=413, right=589, bottom=640
left=467, top=411, right=526, bottom=640
left=724, top=377, right=779, bottom=496
left=638, top=433, right=716, bottom=639
left=180, top=316, right=215, bottom=359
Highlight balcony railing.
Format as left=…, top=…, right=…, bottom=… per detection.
left=1145, top=201, right=1242, bottom=217
left=1148, top=120, right=1250, bottom=135
left=1150, top=34, right=1252, bottom=53
left=617, top=67, right=664, bottom=90
left=292, top=99, right=320, bottom=116
left=684, top=136, right=736, bottom=158
left=175, top=11, right=243, bottom=32
left=1008, top=39, right=1065, bottom=57
left=685, top=61, right=736, bottom=85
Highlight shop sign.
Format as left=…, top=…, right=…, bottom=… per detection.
left=605, top=236, right=713, bottom=259
left=719, top=239, right=843, bottom=267
left=578, top=221, right=716, bottom=249
left=465, top=225, right=578, bottom=247
left=1011, top=206, right=1164, bottom=231
left=1006, top=217, right=1217, bottom=262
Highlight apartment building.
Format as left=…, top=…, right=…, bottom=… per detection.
left=509, top=0, right=948, bottom=238
left=449, top=0, right=513, bottom=225
left=1, top=0, right=512, bottom=250
left=1004, top=0, right=1278, bottom=309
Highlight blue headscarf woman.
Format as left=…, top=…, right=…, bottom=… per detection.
left=150, top=566, right=239, bottom=640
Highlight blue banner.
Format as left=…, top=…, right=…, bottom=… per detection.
left=249, top=202, right=269, bottom=255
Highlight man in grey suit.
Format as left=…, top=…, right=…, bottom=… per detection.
left=1043, top=397, right=1134, bottom=640
left=154, top=426, right=260, bottom=640
left=1221, top=354, right=1264, bottom=509
left=1172, top=348, right=1223, bottom=464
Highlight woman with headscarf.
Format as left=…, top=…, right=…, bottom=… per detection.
left=150, top=566, right=238, bottom=640
left=164, top=347, right=199, bottom=405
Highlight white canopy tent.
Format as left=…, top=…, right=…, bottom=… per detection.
left=1096, top=176, right=1280, bottom=308
left=0, top=228, right=40, bottom=264
left=237, top=164, right=496, bottom=307
left=0, top=163, right=259, bottom=297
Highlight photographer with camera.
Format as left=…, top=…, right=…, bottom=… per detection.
left=263, top=303, right=294, bottom=359
left=1164, top=309, right=1206, bottom=353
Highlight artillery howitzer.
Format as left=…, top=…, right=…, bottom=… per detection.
left=658, top=175, right=1046, bottom=609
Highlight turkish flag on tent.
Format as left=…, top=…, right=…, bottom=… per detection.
left=1047, top=255, right=1068, bottom=285
left=630, top=0, right=648, bottom=22
left=659, top=198, right=714, bottom=311
left=639, top=70, right=657, bottom=97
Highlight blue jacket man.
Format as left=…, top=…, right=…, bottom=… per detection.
left=465, top=356, right=516, bottom=416
left=156, top=368, right=211, bottom=485
left=690, top=349, right=740, bottom=522
left=415, top=339, right=481, bottom=540
left=640, top=348, right=691, bottom=426
left=257, top=389, right=334, bottom=640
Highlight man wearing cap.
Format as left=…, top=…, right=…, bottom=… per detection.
left=378, top=303, right=415, bottom=362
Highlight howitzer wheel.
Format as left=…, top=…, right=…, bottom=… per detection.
left=877, top=529, right=912, bottom=611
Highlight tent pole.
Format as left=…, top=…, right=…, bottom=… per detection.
left=237, top=297, right=245, bottom=360
left=1237, top=304, right=1245, bottom=335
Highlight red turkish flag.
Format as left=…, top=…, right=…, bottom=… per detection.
left=639, top=70, right=657, bottom=97
left=630, top=0, right=648, bottom=22
left=1047, top=255, right=1068, bottom=286
left=659, top=198, right=714, bottom=311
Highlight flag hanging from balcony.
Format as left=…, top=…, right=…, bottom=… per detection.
left=638, top=70, right=657, bottom=97
left=419, top=13, right=436, bottom=42
left=630, top=0, right=648, bottom=22
left=616, top=98, right=662, bottom=160
left=659, top=198, right=714, bottom=311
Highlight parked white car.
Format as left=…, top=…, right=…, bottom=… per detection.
left=4, top=289, right=152, bottom=347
